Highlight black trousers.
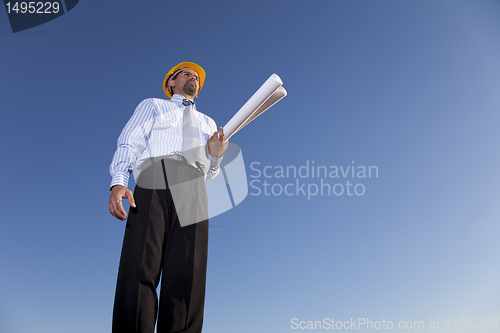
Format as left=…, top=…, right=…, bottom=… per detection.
left=112, top=162, right=208, bottom=333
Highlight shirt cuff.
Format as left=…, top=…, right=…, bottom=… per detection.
left=208, top=153, right=223, bottom=169
left=110, top=171, right=130, bottom=190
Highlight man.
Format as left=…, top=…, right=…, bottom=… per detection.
left=108, top=62, right=227, bottom=333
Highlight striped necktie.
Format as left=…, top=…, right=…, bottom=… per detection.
left=182, top=99, right=202, bottom=165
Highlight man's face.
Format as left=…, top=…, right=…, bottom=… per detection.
left=170, top=68, right=200, bottom=98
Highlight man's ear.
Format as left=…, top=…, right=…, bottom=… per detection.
left=167, top=78, right=175, bottom=89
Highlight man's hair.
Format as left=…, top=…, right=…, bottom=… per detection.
left=167, top=69, right=185, bottom=97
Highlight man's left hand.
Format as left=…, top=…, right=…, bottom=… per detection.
left=208, top=127, right=228, bottom=158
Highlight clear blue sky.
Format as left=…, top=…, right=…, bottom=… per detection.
left=1, top=1, right=500, bottom=332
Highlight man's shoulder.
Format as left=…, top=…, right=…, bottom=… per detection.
left=138, top=97, right=171, bottom=107
left=134, top=97, right=178, bottom=113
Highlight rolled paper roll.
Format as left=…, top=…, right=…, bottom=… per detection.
left=224, top=74, right=286, bottom=140
left=231, top=86, right=287, bottom=138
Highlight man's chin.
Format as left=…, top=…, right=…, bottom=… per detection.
left=183, top=86, right=197, bottom=95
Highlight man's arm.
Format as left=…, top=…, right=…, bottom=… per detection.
left=203, top=126, right=228, bottom=179
left=108, top=99, right=156, bottom=220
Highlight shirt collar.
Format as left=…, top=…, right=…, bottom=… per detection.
left=171, top=94, right=195, bottom=107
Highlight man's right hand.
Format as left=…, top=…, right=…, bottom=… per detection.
left=108, top=185, right=136, bottom=221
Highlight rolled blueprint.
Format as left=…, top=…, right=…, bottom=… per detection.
left=231, top=85, right=287, bottom=138
left=223, top=74, right=286, bottom=140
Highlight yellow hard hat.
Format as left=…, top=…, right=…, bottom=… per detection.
left=163, top=62, right=206, bottom=98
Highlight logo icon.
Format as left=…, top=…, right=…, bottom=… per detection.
left=133, top=142, right=248, bottom=227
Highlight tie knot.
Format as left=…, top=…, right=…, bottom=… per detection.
left=182, top=99, right=194, bottom=106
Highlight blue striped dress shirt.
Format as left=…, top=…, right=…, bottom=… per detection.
left=110, top=94, right=222, bottom=188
